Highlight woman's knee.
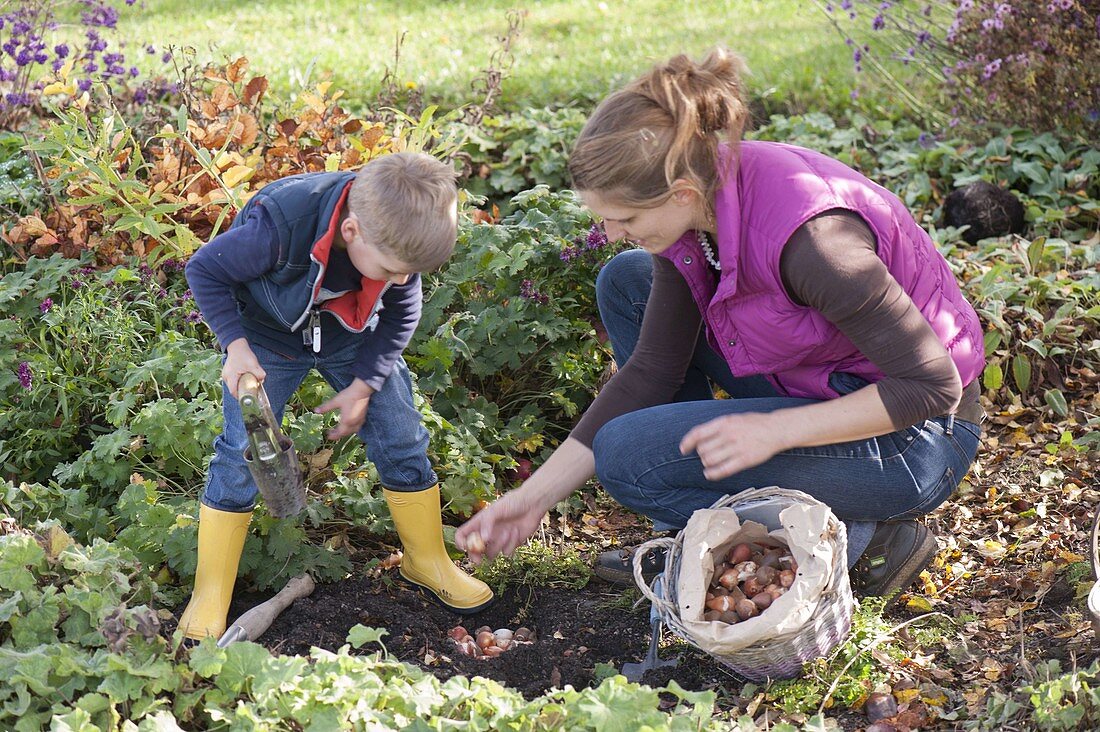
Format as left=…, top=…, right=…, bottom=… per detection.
left=592, top=413, right=648, bottom=500
left=595, top=249, right=652, bottom=313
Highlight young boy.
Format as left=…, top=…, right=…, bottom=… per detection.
left=180, top=152, right=494, bottom=640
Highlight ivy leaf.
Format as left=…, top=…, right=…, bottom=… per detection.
left=347, top=624, right=389, bottom=649
left=1044, top=389, right=1069, bottom=417
left=0, top=591, right=23, bottom=622
left=97, top=669, right=148, bottom=703
left=0, top=536, right=46, bottom=593
left=188, top=642, right=225, bottom=678
left=1011, top=355, right=1031, bottom=394
left=983, top=362, right=1003, bottom=391
left=215, top=642, right=270, bottom=695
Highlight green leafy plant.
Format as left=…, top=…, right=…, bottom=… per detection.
left=0, top=255, right=214, bottom=490
left=462, top=106, right=588, bottom=206
left=410, top=186, right=624, bottom=499
left=473, top=539, right=593, bottom=594
left=967, top=660, right=1100, bottom=731
left=0, top=512, right=721, bottom=730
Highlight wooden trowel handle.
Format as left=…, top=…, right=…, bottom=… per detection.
left=238, top=372, right=262, bottom=402
left=232, top=573, right=315, bottom=642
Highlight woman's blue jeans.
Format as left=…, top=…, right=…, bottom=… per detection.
left=202, top=341, right=436, bottom=513
left=592, top=250, right=981, bottom=566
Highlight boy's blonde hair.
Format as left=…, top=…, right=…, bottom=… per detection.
left=348, top=152, right=458, bottom=271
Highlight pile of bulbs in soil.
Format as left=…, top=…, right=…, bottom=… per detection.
left=704, top=542, right=798, bottom=623
left=447, top=624, right=537, bottom=659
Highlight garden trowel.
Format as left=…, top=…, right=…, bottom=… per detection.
left=217, top=573, right=316, bottom=647
left=238, top=372, right=307, bottom=518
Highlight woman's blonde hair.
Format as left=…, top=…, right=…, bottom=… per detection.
left=569, top=48, right=749, bottom=218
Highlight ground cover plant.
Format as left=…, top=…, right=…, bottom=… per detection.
left=2, top=5, right=1099, bottom=730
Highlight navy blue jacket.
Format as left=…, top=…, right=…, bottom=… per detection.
left=185, top=172, right=422, bottom=391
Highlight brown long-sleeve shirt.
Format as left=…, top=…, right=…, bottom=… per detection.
left=571, top=210, right=982, bottom=447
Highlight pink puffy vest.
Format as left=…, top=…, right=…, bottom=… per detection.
left=659, top=141, right=985, bottom=401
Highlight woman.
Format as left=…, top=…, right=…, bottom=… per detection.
left=457, top=48, right=984, bottom=597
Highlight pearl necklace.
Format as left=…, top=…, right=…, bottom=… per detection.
left=699, top=231, right=720, bottom=271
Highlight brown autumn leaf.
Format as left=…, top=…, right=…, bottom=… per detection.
left=242, top=76, right=268, bottom=106
left=210, top=83, right=238, bottom=112
left=225, top=56, right=249, bottom=83
left=203, top=123, right=229, bottom=150
left=277, top=119, right=299, bottom=139
left=361, top=125, right=384, bottom=150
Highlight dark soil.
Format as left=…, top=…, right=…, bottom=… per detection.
left=227, top=573, right=737, bottom=699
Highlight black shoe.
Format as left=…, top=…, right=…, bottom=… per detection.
left=851, top=520, right=939, bottom=599
left=593, top=545, right=666, bottom=587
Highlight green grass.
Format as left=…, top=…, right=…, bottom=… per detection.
left=100, top=0, right=856, bottom=113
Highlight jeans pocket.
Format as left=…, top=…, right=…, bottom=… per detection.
left=886, top=465, right=956, bottom=521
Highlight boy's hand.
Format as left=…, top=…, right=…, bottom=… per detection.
left=316, top=378, right=375, bottom=439
left=223, top=339, right=265, bottom=399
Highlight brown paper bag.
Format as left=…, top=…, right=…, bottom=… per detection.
left=674, top=502, right=836, bottom=654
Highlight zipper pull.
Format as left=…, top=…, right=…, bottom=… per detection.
left=310, top=311, right=321, bottom=353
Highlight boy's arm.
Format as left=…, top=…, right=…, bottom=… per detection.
left=351, top=274, right=423, bottom=391
left=184, top=208, right=279, bottom=350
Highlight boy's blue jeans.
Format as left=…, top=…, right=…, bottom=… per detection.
left=592, top=250, right=981, bottom=566
left=202, top=341, right=436, bottom=513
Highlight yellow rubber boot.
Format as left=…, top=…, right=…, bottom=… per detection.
left=178, top=504, right=252, bottom=640
left=383, top=485, right=494, bottom=614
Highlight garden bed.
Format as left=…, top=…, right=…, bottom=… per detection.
left=198, top=570, right=736, bottom=699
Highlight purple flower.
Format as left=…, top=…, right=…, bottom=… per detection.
left=519, top=280, right=548, bottom=305
left=983, top=58, right=1002, bottom=79
left=17, top=362, right=31, bottom=390
left=39, top=298, right=52, bottom=313
left=185, top=310, right=203, bottom=323
left=70, top=277, right=83, bottom=289
left=872, top=13, right=885, bottom=30
left=585, top=224, right=608, bottom=250
left=81, top=5, right=120, bottom=29
left=54, top=43, right=69, bottom=58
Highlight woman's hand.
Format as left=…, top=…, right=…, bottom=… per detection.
left=679, top=411, right=790, bottom=481
left=222, top=339, right=265, bottom=399
left=456, top=488, right=547, bottom=564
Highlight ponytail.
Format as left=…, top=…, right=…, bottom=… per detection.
left=569, top=47, right=749, bottom=217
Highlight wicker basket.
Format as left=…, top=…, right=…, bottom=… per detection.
left=633, top=486, right=854, bottom=681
